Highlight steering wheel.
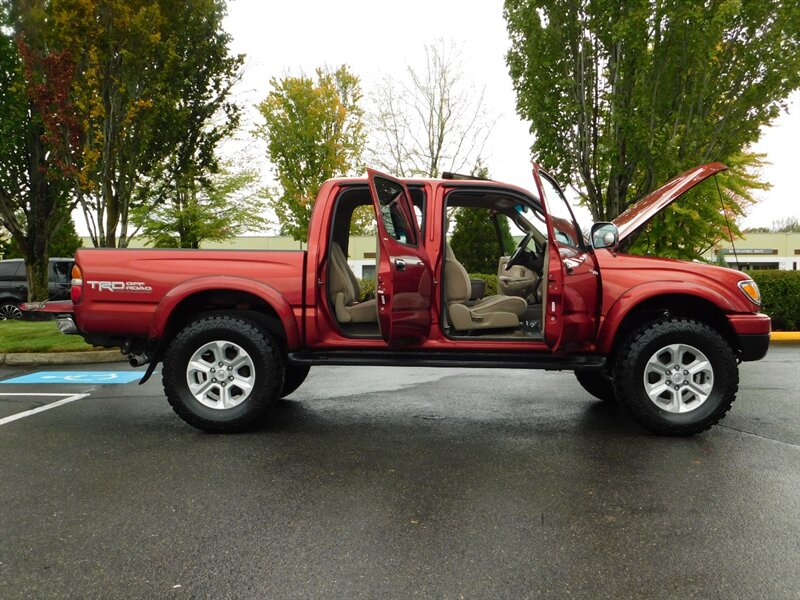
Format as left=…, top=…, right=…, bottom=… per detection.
left=505, top=232, right=535, bottom=270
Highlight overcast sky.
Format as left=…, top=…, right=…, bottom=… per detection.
left=212, top=0, right=799, bottom=232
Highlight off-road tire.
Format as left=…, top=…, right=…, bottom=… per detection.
left=574, top=370, right=616, bottom=403
left=163, top=313, right=285, bottom=433
left=281, top=364, right=310, bottom=398
left=613, top=317, right=738, bottom=436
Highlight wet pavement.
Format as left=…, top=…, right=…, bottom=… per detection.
left=0, top=344, right=798, bottom=599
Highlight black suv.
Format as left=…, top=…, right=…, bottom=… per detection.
left=0, top=258, right=73, bottom=319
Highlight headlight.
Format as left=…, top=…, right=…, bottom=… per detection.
left=738, top=279, right=761, bottom=306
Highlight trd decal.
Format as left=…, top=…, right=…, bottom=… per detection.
left=86, top=280, right=153, bottom=293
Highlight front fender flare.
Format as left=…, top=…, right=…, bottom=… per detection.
left=595, top=281, right=736, bottom=356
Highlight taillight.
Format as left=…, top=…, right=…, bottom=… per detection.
left=71, top=264, right=83, bottom=304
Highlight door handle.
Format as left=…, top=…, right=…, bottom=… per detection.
left=395, top=258, right=406, bottom=271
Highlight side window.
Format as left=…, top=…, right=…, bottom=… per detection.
left=374, top=176, right=417, bottom=246
left=51, top=261, right=71, bottom=283
left=409, top=187, right=426, bottom=236
left=537, top=174, right=584, bottom=249
left=0, top=261, right=21, bottom=281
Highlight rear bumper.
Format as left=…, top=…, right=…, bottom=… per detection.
left=727, top=313, right=771, bottom=361
left=21, top=300, right=80, bottom=334
left=21, top=300, right=74, bottom=314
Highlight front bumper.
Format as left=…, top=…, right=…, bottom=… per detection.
left=737, top=334, right=770, bottom=361
left=727, top=313, right=771, bottom=361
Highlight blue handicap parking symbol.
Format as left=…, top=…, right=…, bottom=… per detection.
left=0, top=371, right=144, bottom=384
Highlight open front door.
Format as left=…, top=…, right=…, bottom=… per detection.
left=531, top=164, right=600, bottom=352
left=367, top=169, right=433, bottom=346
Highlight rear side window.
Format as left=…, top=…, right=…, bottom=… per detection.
left=0, top=261, right=22, bottom=281
left=373, top=176, right=417, bottom=246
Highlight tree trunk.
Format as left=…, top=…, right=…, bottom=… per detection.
left=26, top=252, right=50, bottom=302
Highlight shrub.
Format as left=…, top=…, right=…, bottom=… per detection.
left=749, top=270, right=800, bottom=330
left=358, top=277, right=376, bottom=300
left=468, top=273, right=499, bottom=296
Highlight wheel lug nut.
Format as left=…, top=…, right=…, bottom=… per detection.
left=212, top=378, right=217, bottom=383
left=227, top=366, right=232, bottom=371
left=229, top=376, right=234, bottom=381
left=666, top=371, right=671, bottom=376
left=221, top=382, right=226, bottom=387
left=218, top=362, right=223, bottom=367
left=211, top=368, right=215, bottom=373
left=683, top=370, right=688, bottom=375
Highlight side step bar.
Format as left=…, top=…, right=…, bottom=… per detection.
left=288, top=350, right=606, bottom=372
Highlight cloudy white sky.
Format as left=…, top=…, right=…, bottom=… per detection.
left=221, top=0, right=798, bottom=231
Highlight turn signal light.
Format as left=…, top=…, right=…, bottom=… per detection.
left=71, top=264, right=83, bottom=304
left=738, top=279, right=761, bottom=306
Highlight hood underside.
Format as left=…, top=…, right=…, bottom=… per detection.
left=612, top=162, right=728, bottom=242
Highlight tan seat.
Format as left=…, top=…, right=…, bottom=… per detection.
left=329, top=243, right=377, bottom=323
left=444, top=243, right=527, bottom=331
left=497, top=257, right=539, bottom=300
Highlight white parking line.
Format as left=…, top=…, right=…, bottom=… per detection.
left=0, top=393, right=91, bottom=426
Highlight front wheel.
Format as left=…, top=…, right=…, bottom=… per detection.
left=613, top=318, right=738, bottom=436
left=162, top=314, right=285, bottom=433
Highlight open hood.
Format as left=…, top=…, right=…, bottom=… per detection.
left=612, top=162, right=728, bottom=242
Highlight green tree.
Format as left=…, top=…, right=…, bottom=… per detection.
left=51, top=0, right=242, bottom=248
left=132, top=164, right=267, bottom=248
left=450, top=208, right=515, bottom=273
left=505, top=0, right=800, bottom=258
left=1, top=217, right=82, bottom=259
left=0, top=1, right=78, bottom=300
left=256, top=66, right=366, bottom=242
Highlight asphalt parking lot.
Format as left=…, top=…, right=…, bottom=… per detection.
left=0, top=344, right=798, bottom=599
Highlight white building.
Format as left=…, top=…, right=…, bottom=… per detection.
left=707, top=232, right=800, bottom=271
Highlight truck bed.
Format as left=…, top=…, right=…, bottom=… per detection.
left=73, top=248, right=306, bottom=338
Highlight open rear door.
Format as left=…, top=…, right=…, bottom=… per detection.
left=367, top=169, right=433, bottom=346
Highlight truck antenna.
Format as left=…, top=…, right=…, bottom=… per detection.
left=715, top=175, right=739, bottom=271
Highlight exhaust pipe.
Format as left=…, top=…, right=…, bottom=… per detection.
left=129, top=354, right=150, bottom=368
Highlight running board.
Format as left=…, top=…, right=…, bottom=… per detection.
left=288, top=350, right=606, bottom=371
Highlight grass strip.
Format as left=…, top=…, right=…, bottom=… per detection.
left=0, top=320, right=102, bottom=353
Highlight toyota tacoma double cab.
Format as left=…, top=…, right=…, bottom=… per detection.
left=28, top=163, right=770, bottom=435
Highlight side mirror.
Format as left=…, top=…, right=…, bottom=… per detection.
left=591, top=222, right=619, bottom=250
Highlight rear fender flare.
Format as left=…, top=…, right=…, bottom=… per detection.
left=148, top=276, right=300, bottom=349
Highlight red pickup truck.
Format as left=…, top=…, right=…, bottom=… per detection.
left=34, top=163, right=770, bottom=435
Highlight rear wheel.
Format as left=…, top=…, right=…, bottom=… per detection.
left=613, top=318, right=738, bottom=435
left=0, top=302, right=22, bottom=320
left=281, top=364, right=310, bottom=398
left=574, top=370, right=616, bottom=403
left=163, top=314, right=284, bottom=433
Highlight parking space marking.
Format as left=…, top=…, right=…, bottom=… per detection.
left=0, top=371, right=143, bottom=384
left=0, top=393, right=91, bottom=426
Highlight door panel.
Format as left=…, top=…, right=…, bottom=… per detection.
left=532, top=165, right=600, bottom=352
left=367, top=169, right=433, bottom=346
